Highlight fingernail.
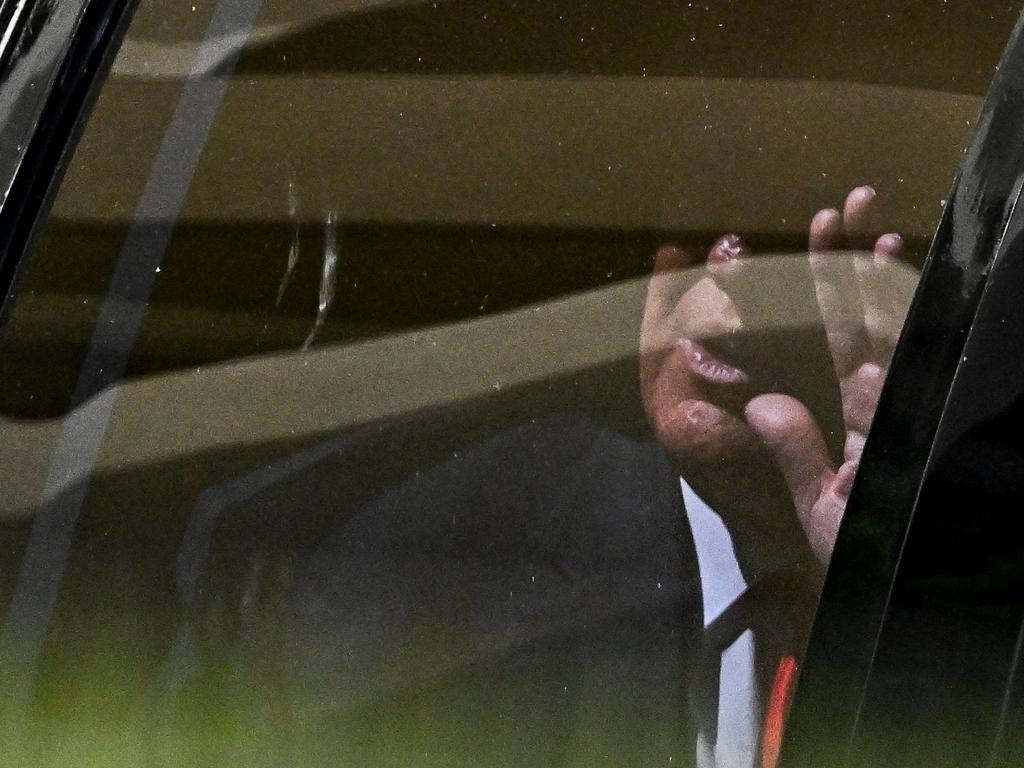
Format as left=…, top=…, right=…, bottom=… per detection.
left=708, top=233, right=748, bottom=264
left=874, top=233, right=903, bottom=259
left=854, top=185, right=876, bottom=199
left=654, top=244, right=690, bottom=273
left=810, top=208, right=843, bottom=250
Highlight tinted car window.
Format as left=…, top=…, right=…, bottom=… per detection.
left=0, top=2, right=1016, bottom=766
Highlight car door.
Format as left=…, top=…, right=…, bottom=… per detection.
left=0, top=3, right=1020, bottom=768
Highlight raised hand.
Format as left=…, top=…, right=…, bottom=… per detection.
left=640, top=187, right=916, bottom=572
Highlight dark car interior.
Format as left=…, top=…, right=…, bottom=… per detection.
left=0, top=2, right=1023, bottom=767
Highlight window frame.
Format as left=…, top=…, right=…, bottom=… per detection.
left=0, top=0, right=138, bottom=320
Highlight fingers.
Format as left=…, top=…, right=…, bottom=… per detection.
left=641, top=244, right=701, bottom=394
left=707, top=233, right=748, bottom=278
left=640, top=273, right=745, bottom=415
left=705, top=233, right=766, bottom=323
left=809, top=186, right=904, bottom=377
left=642, top=235, right=747, bottom=401
left=641, top=236, right=759, bottom=490
left=808, top=184, right=879, bottom=252
left=842, top=185, right=879, bottom=247
left=809, top=204, right=868, bottom=376
left=662, top=275, right=744, bottom=343
left=805, top=464, right=853, bottom=566
left=654, top=243, right=693, bottom=273
left=644, top=244, right=700, bottom=330
left=809, top=208, right=843, bottom=252
left=657, top=233, right=755, bottom=342
left=744, top=394, right=833, bottom=517
left=873, top=232, right=903, bottom=260
left=856, top=233, right=909, bottom=363
left=809, top=249, right=869, bottom=376
left=745, top=393, right=854, bottom=564
left=642, top=326, right=747, bottom=430
left=810, top=188, right=914, bottom=443
left=654, top=394, right=761, bottom=470
left=844, top=430, right=866, bottom=463
left=840, top=361, right=886, bottom=434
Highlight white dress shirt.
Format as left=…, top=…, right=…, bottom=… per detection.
left=681, top=478, right=760, bottom=768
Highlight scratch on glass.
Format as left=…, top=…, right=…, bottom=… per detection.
left=302, top=212, right=339, bottom=351
left=275, top=173, right=301, bottom=310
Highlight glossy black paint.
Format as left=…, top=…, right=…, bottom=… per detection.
left=0, top=1, right=57, bottom=79
left=0, top=0, right=139, bottom=320
left=843, top=176, right=1024, bottom=768
left=785, top=8, right=1024, bottom=767
left=0, top=1, right=34, bottom=73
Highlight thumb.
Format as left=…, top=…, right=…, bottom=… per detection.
left=744, top=394, right=834, bottom=521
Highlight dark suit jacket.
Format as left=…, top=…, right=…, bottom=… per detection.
left=176, top=412, right=707, bottom=767
left=16, top=399, right=818, bottom=767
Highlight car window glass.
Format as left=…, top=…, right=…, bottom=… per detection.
left=0, top=2, right=1015, bottom=766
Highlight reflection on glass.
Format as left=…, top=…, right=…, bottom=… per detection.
left=0, top=1, right=1009, bottom=767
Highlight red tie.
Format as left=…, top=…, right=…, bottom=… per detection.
left=761, top=655, right=799, bottom=768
